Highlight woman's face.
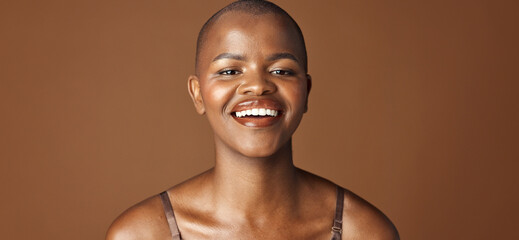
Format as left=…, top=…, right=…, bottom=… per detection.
left=189, top=12, right=311, bottom=158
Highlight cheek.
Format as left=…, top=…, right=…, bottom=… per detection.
left=201, top=81, right=237, bottom=113
left=281, top=81, right=308, bottom=111
left=277, top=81, right=308, bottom=135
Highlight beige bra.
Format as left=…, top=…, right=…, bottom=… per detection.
left=159, top=186, right=344, bottom=240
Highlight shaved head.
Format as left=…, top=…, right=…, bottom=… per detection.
left=195, top=0, right=308, bottom=74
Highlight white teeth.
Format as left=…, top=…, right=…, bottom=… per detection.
left=233, top=108, right=279, bottom=118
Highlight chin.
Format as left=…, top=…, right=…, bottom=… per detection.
left=238, top=148, right=278, bottom=158
left=235, top=138, right=290, bottom=159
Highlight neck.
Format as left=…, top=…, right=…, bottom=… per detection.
left=209, top=138, right=300, bottom=220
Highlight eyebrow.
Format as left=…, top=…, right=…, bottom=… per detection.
left=212, top=53, right=245, bottom=62
left=266, top=52, right=299, bottom=63
left=212, top=52, right=300, bottom=63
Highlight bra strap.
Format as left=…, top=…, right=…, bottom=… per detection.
left=331, top=186, right=344, bottom=240
left=159, top=191, right=181, bottom=240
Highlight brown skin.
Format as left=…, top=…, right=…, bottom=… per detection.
left=106, top=12, right=398, bottom=240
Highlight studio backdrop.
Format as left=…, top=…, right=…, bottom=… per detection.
left=0, top=0, right=517, bottom=239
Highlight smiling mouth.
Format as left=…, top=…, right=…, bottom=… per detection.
left=231, top=99, right=283, bottom=127
left=233, top=108, right=279, bottom=118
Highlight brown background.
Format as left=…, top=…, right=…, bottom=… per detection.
left=1, top=0, right=517, bottom=239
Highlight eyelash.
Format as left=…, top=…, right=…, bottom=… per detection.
left=216, top=69, right=295, bottom=76
left=218, top=69, right=241, bottom=75
left=270, top=69, right=294, bottom=76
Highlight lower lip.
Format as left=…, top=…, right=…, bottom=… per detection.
left=232, top=114, right=282, bottom=127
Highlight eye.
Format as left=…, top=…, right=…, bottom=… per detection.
left=218, top=69, right=241, bottom=75
left=271, top=69, right=294, bottom=76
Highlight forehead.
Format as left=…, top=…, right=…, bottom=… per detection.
left=198, top=12, right=305, bottom=66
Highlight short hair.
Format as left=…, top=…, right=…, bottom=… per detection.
left=195, top=0, right=308, bottom=74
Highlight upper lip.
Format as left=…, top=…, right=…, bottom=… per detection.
left=230, top=98, right=283, bottom=113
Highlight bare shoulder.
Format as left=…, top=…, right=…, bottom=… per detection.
left=106, top=194, right=170, bottom=240
left=295, top=169, right=398, bottom=239
left=341, top=188, right=399, bottom=240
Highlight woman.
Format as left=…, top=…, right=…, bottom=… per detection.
left=107, top=1, right=398, bottom=239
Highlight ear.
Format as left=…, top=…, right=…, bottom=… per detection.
left=304, top=74, right=312, bottom=113
left=187, top=75, right=205, bottom=115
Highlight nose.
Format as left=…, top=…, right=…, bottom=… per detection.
left=237, top=71, right=277, bottom=96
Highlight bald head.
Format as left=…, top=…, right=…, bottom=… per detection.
left=195, top=0, right=307, bottom=74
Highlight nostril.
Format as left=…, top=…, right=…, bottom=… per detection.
left=237, top=77, right=277, bottom=96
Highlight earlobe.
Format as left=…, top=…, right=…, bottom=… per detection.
left=187, top=75, right=205, bottom=115
left=304, top=74, right=312, bottom=113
